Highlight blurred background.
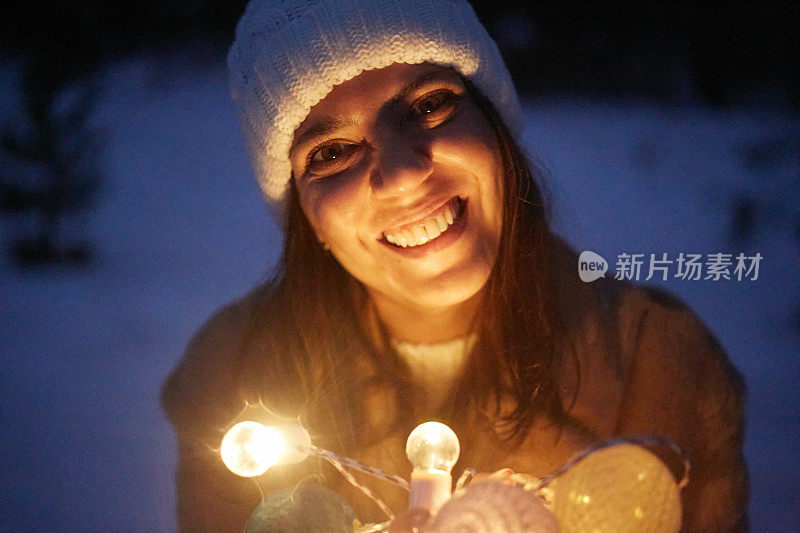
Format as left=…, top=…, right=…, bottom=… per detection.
left=1, top=1, right=797, bottom=530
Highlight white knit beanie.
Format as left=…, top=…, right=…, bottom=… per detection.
left=228, top=0, right=521, bottom=221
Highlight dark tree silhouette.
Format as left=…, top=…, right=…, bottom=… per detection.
left=0, top=0, right=247, bottom=266
left=0, top=65, right=99, bottom=264
left=0, top=2, right=104, bottom=265
left=727, top=134, right=800, bottom=333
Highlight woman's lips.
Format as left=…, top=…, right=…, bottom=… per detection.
left=379, top=197, right=467, bottom=257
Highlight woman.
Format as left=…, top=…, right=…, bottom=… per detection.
left=162, top=0, right=748, bottom=530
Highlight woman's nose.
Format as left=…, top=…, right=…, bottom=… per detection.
left=369, top=129, right=434, bottom=198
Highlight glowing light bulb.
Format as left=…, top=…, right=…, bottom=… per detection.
left=550, top=444, right=682, bottom=532
left=220, top=421, right=311, bottom=477
left=406, top=421, right=460, bottom=474
left=220, top=421, right=284, bottom=477
left=405, top=422, right=460, bottom=514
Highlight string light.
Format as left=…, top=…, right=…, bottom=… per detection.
left=405, top=421, right=460, bottom=514
left=219, top=417, right=686, bottom=532
left=219, top=422, right=310, bottom=477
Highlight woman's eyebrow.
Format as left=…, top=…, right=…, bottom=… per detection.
left=396, top=70, right=460, bottom=100
left=292, top=117, right=357, bottom=154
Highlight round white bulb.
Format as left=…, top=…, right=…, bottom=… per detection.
left=220, top=421, right=285, bottom=477
left=406, top=421, right=460, bottom=474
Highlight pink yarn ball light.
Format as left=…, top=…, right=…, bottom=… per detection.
left=425, top=481, right=559, bottom=533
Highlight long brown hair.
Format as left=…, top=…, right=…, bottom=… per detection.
left=236, top=77, right=572, bottom=454
left=454, top=81, right=570, bottom=441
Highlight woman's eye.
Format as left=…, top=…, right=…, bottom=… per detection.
left=306, top=141, right=359, bottom=175
left=314, top=143, right=345, bottom=161
left=411, top=90, right=458, bottom=123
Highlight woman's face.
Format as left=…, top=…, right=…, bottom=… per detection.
left=290, top=63, right=503, bottom=312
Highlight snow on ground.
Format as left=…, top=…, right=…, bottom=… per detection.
left=1, top=56, right=798, bottom=531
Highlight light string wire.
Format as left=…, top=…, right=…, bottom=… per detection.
left=304, top=444, right=411, bottom=490
left=300, top=444, right=409, bottom=521
left=356, top=521, right=392, bottom=533
left=322, top=450, right=395, bottom=521
left=525, top=435, right=692, bottom=491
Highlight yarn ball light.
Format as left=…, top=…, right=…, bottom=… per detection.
left=550, top=444, right=682, bottom=533
left=245, top=485, right=355, bottom=533
left=426, top=481, right=558, bottom=533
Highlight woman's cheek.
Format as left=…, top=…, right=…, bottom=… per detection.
left=450, top=101, right=499, bottom=150
left=302, top=177, right=366, bottom=240
left=432, top=112, right=498, bottom=168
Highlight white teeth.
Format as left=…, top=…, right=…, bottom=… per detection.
left=436, top=213, right=448, bottom=232
left=383, top=199, right=463, bottom=248
left=424, top=218, right=441, bottom=240
left=412, top=226, right=428, bottom=245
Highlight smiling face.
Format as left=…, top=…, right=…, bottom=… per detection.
left=289, top=62, right=504, bottom=324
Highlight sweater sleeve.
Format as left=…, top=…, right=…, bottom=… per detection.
left=161, top=294, right=325, bottom=532
left=614, top=287, right=749, bottom=532
left=161, top=298, right=261, bottom=532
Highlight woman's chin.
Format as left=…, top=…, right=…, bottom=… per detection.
left=395, top=270, right=492, bottom=311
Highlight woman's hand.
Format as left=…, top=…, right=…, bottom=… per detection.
left=467, top=468, right=517, bottom=487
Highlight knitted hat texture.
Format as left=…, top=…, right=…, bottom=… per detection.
left=228, top=0, right=521, bottom=219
